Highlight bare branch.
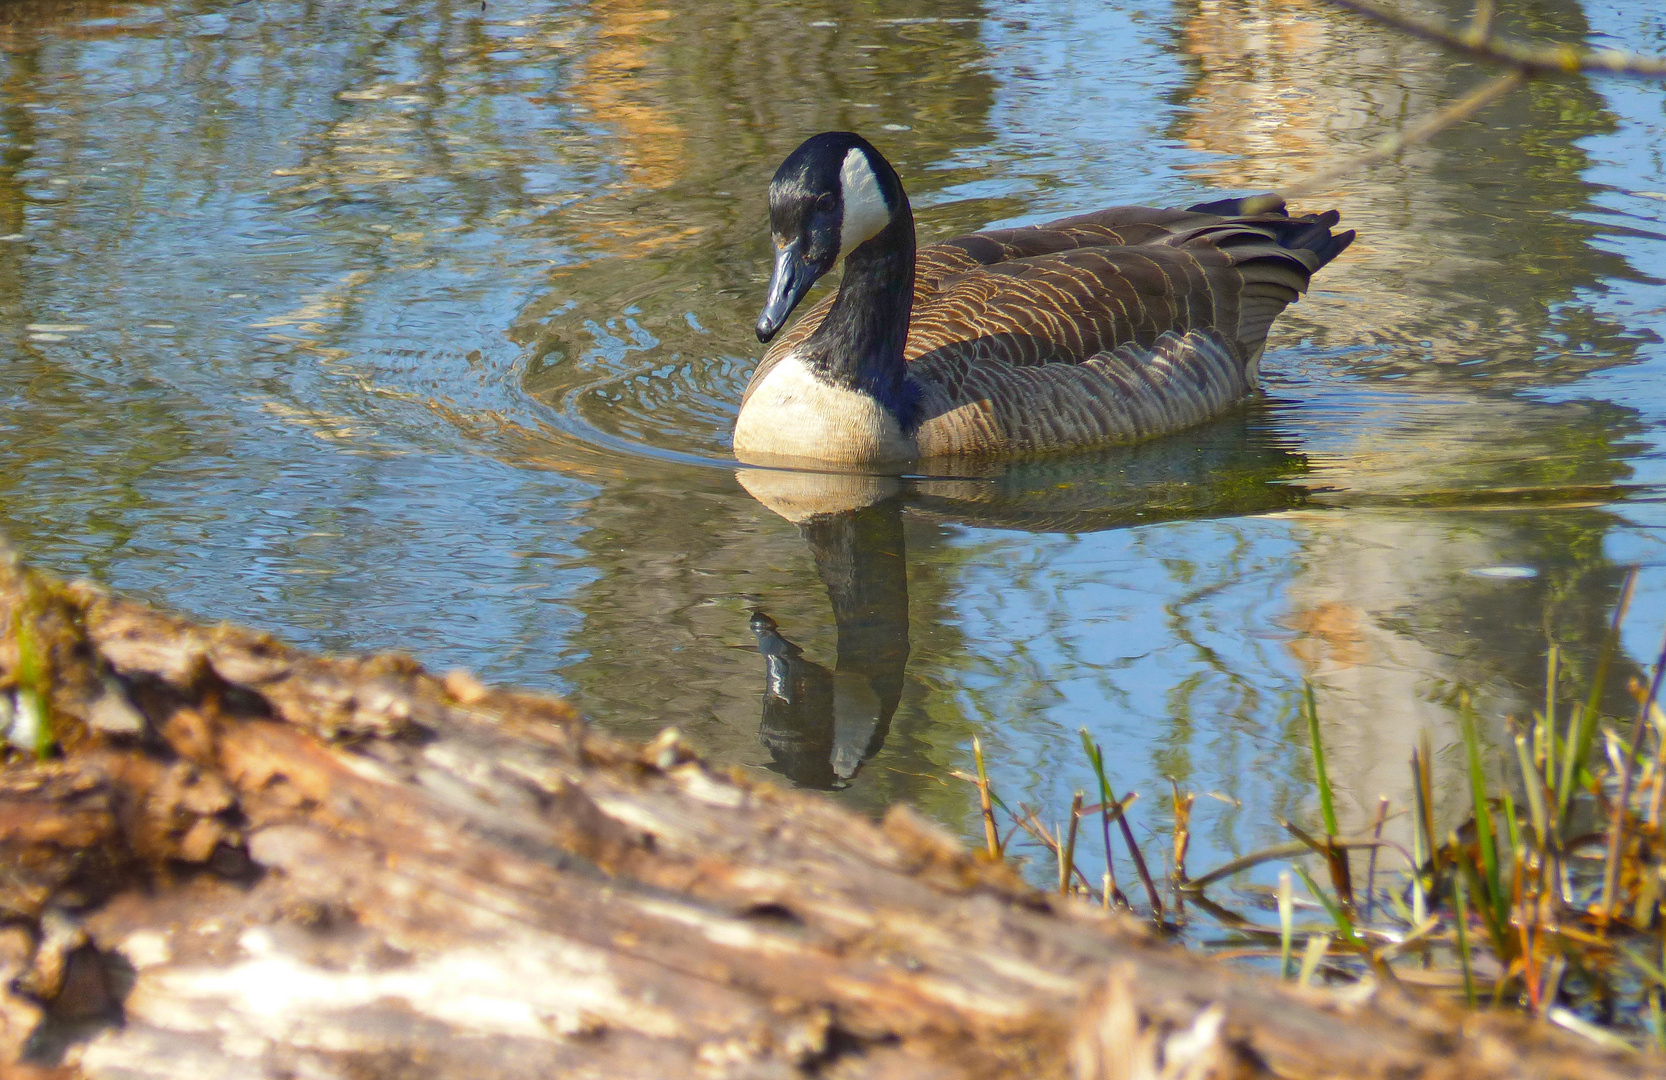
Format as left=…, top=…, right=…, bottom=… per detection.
left=1254, top=69, right=1525, bottom=210
left=1325, top=0, right=1666, bottom=78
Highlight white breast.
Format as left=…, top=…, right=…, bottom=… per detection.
left=733, top=355, right=916, bottom=465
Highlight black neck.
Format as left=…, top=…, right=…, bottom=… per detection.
left=802, top=199, right=917, bottom=422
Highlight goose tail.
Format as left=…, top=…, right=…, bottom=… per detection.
left=1187, top=194, right=1355, bottom=273
left=1287, top=209, right=1355, bottom=272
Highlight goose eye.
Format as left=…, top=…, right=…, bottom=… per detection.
left=814, top=192, right=835, bottom=212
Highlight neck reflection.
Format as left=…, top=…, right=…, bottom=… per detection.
left=750, top=496, right=910, bottom=789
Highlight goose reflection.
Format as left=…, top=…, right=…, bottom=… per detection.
left=748, top=494, right=909, bottom=788
left=737, top=411, right=1308, bottom=788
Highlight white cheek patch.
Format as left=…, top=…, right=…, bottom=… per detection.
left=838, top=148, right=891, bottom=259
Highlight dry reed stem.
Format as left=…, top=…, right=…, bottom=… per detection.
left=1171, top=782, right=1195, bottom=918
left=1364, top=796, right=1389, bottom=920
left=1601, top=633, right=1666, bottom=919
left=1062, top=790, right=1085, bottom=895
left=972, top=735, right=1000, bottom=859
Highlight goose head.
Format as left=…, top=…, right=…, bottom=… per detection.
left=755, top=131, right=905, bottom=343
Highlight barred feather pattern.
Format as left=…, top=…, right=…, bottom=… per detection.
left=912, top=328, right=1249, bottom=456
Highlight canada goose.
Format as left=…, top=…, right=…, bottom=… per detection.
left=734, top=131, right=1353, bottom=465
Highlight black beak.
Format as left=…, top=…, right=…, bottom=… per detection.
left=756, top=243, right=823, bottom=343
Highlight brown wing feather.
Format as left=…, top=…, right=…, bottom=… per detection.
left=913, top=328, right=1253, bottom=457
left=743, top=202, right=1351, bottom=436
left=907, top=215, right=1332, bottom=367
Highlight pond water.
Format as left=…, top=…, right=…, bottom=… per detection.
left=1, top=0, right=1664, bottom=898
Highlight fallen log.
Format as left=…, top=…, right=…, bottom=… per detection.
left=0, top=544, right=1654, bottom=1079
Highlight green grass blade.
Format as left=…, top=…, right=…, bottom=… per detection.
left=1453, top=869, right=1477, bottom=1008
left=1278, top=870, right=1295, bottom=979
left=1417, top=730, right=1439, bottom=877
left=1559, top=571, right=1636, bottom=826
left=1459, top=696, right=1503, bottom=925
left=1080, top=729, right=1161, bottom=916
left=1512, top=728, right=1550, bottom=851
left=1409, top=748, right=1429, bottom=926
left=1557, top=702, right=1583, bottom=826
left=1292, top=862, right=1363, bottom=950
left=1542, top=643, right=1558, bottom=786
left=1501, top=791, right=1520, bottom=862
left=1305, top=682, right=1339, bottom=837
left=1079, top=729, right=1121, bottom=905
left=1078, top=729, right=1114, bottom=811
left=1455, top=833, right=1514, bottom=962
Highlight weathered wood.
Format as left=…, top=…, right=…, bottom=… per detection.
left=0, top=546, right=1654, bottom=1079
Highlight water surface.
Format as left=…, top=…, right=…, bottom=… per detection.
left=1, top=0, right=1665, bottom=895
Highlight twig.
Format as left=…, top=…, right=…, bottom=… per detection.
left=1121, top=801, right=1164, bottom=920
left=1079, top=731, right=1162, bottom=917
left=1364, top=795, right=1389, bottom=920
left=1467, top=0, right=1495, bottom=42
left=1171, top=781, right=1194, bottom=917
left=1324, top=0, right=1666, bottom=78
left=1600, top=629, right=1666, bottom=919
left=972, top=736, right=1000, bottom=859
left=1453, top=859, right=1478, bottom=1009
left=1184, top=834, right=1409, bottom=893
left=1014, top=805, right=1057, bottom=857
left=1079, top=731, right=1130, bottom=909
left=1061, top=791, right=1084, bottom=895
left=1257, top=69, right=1524, bottom=208
left=1255, top=0, right=1666, bottom=209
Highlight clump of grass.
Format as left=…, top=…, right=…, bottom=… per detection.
left=958, top=577, right=1666, bottom=1050
left=7, top=578, right=55, bottom=760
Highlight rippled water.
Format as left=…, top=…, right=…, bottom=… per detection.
left=1, top=0, right=1664, bottom=893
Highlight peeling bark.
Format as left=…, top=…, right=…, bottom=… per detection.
left=0, top=546, right=1654, bottom=1079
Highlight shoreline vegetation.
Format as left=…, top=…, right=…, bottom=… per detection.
left=963, top=572, right=1666, bottom=1052
left=0, top=543, right=1660, bottom=1078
